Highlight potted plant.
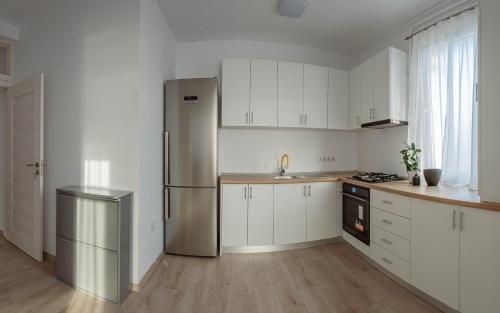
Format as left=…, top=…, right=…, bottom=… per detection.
left=400, top=143, right=421, bottom=183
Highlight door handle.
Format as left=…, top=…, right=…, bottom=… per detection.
left=246, top=112, right=249, bottom=124
left=26, top=162, right=40, bottom=168
left=300, top=114, right=303, bottom=125
left=303, top=185, right=307, bottom=197
left=459, top=211, right=465, bottom=231
left=308, top=185, right=311, bottom=197
left=381, top=200, right=393, bottom=205
left=244, top=187, right=247, bottom=199
left=165, top=188, right=171, bottom=219
left=249, top=187, right=253, bottom=199
left=250, top=112, right=254, bottom=124
left=381, top=257, right=393, bottom=265
left=304, top=114, right=308, bottom=125
left=164, top=132, right=170, bottom=185
left=452, top=210, right=457, bottom=230
left=381, top=238, right=393, bottom=245
left=381, top=219, right=393, bottom=225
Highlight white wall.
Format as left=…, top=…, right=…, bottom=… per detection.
left=219, top=129, right=357, bottom=173
left=14, top=0, right=142, bottom=282
left=356, top=127, right=408, bottom=177
left=137, top=0, right=176, bottom=281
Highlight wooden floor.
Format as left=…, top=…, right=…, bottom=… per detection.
left=0, top=235, right=441, bottom=313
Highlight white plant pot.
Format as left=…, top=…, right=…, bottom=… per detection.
left=408, top=171, right=416, bottom=184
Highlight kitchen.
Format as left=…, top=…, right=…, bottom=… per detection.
left=0, top=0, right=499, bottom=312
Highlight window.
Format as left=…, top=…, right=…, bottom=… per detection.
left=407, top=8, right=478, bottom=188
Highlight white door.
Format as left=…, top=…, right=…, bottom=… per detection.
left=460, top=207, right=500, bottom=313
left=349, top=65, right=362, bottom=129
left=306, top=183, right=337, bottom=241
left=303, top=64, right=328, bottom=129
left=411, top=199, right=460, bottom=310
left=250, top=60, right=277, bottom=127
left=327, top=68, right=348, bottom=130
left=274, top=184, right=306, bottom=244
left=221, top=184, right=248, bottom=246
left=373, top=48, right=390, bottom=122
left=247, top=184, right=274, bottom=246
left=222, top=59, right=250, bottom=127
left=360, top=58, right=374, bottom=124
left=277, top=61, right=304, bottom=128
left=4, top=73, right=44, bottom=262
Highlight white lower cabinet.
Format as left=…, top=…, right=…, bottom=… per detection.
left=411, top=199, right=460, bottom=310
left=306, top=182, right=338, bottom=241
left=459, top=206, right=500, bottom=313
left=274, top=184, right=307, bottom=244
left=222, top=184, right=248, bottom=247
left=247, top=185, right=274, bottom=246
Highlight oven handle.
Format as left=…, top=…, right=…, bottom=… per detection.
left=341, top=192, right=368, bottom=203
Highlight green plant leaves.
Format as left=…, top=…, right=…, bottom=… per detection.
left=400, top=142, right=421, bottom=172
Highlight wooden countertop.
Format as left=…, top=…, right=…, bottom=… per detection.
left=220, top=173, right=500, bottom=212
left=220, top=172, right=357, bottom=184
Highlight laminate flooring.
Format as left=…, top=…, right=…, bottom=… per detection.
left=0, top=235, right=441, bottom=313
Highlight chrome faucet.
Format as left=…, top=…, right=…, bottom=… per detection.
left=280, top=154, right=289, bottom=176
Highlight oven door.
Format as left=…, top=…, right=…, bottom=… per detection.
left=342, top=192, right=370, bottom=245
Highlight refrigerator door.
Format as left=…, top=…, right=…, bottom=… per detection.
left=164, top=78, right=218, bottom=188
left=164, top=187, right=217, bottom=256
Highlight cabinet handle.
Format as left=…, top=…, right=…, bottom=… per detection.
left=460, top=211, right=465, bottom=231
left=382, top=200, right=393, bottom=205
left=244, top=187, right=247, bottom=199
left=251, top=112, right=254, bottom=124
left=300, top=114, right=303, bottom=125
left=381, top=219, right=393, bottom=225
left=381, top=257, right=393, bottom=265
left=357, top=115, right=360, bottom=126
left=381, top=238, right=392, bottom=245
left=308, top=185, right=311, bottom=197
left=249, top=187, right=253, bottom=199
left=452, top=210, right=457, bottom=230
left=373, top=108, right=376, bottom=119
left=304, top=114, right=308, bottom=125
left=303, top=185, right=307, bottom=197
left=245, top=113, right=249, bottom=124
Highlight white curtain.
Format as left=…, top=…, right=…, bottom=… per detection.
left=408, top=8, right=478, bottom=188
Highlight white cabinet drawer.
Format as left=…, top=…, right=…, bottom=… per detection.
left=371, top=225, right=410, bottom=261
left=371, top=243, right=410, bottom=283
left=372, top=190, right=410, bottom=218
left=372, top=207, right=410, bottom=240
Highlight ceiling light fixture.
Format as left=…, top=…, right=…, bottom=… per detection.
left=277, top=0, right=308, bottom=18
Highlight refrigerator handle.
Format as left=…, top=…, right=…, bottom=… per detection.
left=164, top=131, right=170, bottom=185
left=165, top=188, right=171, bottom=219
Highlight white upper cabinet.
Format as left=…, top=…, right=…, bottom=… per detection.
left=306, top=183, right=338, bottom=241
left=360, top=58, right=374, bottom=124
left=328, top=68, right=349, bottom=130
left=247, top=184, right=274, bottom=246
left=250, top=60, right=278, bottom=127
left=349, top=47, right=408, bottom=127
left=0, top=40, right=13, bottom=88
left=411, top=199, right=460, bottom=310
left=222, top=59, right=251, bottom=127
left=373, top=47, right=408, bottom=122
left=278, top=61, right=304, bottom=128
left=348, top=65, right=362, bottom=129
left=303, top=64, right=328, bottom=129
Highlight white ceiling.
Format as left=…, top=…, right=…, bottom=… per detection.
left=159, top=0, right=443, bottom=56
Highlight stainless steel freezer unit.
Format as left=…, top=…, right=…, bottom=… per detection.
left=164, top=78, right=218, bottom=257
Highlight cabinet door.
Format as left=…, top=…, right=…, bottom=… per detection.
left=303, top=64, right=328, bottom=129
left=247, top=184, right=274, bottom=246
left=250, top=60, right=278, bottom=127
left=306, top=183, right=337, bottom=241
left=278, top=61, right=304, bottom=128
left=274, top=184, right=307, bottom=244
left=360, top=58, right=374, bottom=124
left=460, top=207, right=500, bottom=313
left=222, top=184, right=248, bottom=246
left=348, top=65, right=361, bottom=129
left=411, top=199, right=459, bottom=310
left=373, top=49, right=390, bottom=122
left=328, top=68, right=348, bottom=129
left=222, top=59, right=250, bottom=126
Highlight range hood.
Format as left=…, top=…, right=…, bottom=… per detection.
left=361, top=119, right=408, bottom=129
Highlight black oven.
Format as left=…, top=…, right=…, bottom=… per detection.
left=342, top=183, right=370, bottom=245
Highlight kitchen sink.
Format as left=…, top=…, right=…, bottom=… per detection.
left=272, top=175, right=302, bottom=180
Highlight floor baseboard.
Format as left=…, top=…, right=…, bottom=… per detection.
left=130, top=251, right=164, bottom=293
left=43, top=252, right=56, bottom=263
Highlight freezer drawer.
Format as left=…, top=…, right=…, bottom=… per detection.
left=57, top=193, right=119, bottom=251
left=57, top=237, right=119, bottom=303
left=165, top=187, right=217, bottom=256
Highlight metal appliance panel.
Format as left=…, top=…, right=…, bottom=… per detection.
left=164, top=187, right=217, bottom=256
left=164, top=78, right=218, bottom=187
left=342, top=183, right=370, bottom=245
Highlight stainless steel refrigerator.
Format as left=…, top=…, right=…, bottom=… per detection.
left=164, top=78, right=218, bottom=257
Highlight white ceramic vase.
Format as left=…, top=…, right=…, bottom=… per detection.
left=407, top=171, right=416, bottom=184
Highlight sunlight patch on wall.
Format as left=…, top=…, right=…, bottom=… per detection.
left=84, top=160, right=110, bottom=188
